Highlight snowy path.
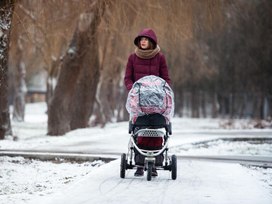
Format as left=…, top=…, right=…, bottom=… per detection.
left=32, top=158, right=271, bottom=204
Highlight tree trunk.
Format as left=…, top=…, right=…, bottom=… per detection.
left=238, top=93, right=246, bottom=118
left=191, top=88, right=199, bottom=118
left=70, top=36, right=100, bottom=129
left=47, top=35, right=81, bottom=135
left=70, top=6, right=104, bottom=130
left=46, top=57, right=60, bottom=110
left=13, top=39, right=27, bottom=122
left=200, top=91, right=206, bottom=118
left=252, top=92, right=264, bottom=119
left=230, top=93, right=236, bottom=118
left=116, top=86, right=129, bottom=122
left=48, top=1, right=106, bottom=135
left=0, top=0, right=14, bottom=139
left=211, top=92, right=218, bottom=118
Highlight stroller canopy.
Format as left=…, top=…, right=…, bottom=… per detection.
left=126, top=75, right=174, bottom=123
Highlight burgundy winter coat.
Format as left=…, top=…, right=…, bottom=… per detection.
left=124, top=29, right=171, bottom=91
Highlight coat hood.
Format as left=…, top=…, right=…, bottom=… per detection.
left=134, top=28, right=158, bottom=48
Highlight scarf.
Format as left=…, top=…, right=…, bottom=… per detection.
left=135, top=45, right=161, bottom=59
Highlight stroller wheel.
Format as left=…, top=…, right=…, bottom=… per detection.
left=171, top=155, right=177, bottom=180
left=147, top=162, right=153, bottom=181
left=120, top=153, right=127, bottom=178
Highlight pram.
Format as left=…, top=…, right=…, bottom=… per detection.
left=120, top=75, right=177, bottom=181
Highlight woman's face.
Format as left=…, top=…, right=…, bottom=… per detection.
left=140, top=37, right=149, bottom=49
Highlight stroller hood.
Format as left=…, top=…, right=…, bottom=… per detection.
left=126, top=75, right=174, bottom=123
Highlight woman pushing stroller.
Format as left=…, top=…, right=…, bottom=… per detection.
left=124, top=28, right=171, bottom=176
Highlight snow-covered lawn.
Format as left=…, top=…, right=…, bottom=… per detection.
left=0, top=156, right=104, bottom=204
left=171, top=138, right=272, bottom=156
left=0, top=102, right=272, bottom=204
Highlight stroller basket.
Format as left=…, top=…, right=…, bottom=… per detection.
left=136, top=129, right=165, bottom=137
left=131, top=129, right=169, bottom=157
left=133, top=129, right=167, bottom=156
left=135, top=129, right=164, bottom=149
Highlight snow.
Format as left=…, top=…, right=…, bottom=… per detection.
left=30, top=160, right=271, bottom=204
left=0, top=102, right=272, bottom=204
left=170, top=139, right=272, bottom=156
left=68, top=47, right=76, bottom=55
left=0, top=156, right=104, bottom=204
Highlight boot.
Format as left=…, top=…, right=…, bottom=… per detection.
left=134, top=167, right=144, bottom=176
left=152, top=168, right=158, bottom=177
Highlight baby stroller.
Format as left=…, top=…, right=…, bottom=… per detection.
left=120, top=75, right=177, bottom=181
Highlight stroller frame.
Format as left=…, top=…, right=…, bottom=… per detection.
left=120, top=114, right=177, bottom=181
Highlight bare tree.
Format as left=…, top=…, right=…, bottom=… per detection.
left=0, top=0, right=15, bottom=139
left=70, top=4, right=106, bottom=130
left=48, top=0, right=107, bottom=135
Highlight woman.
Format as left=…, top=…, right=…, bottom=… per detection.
left=124, top=28, right=171, bottom=177
left=124, top=28, right=171, bottom=91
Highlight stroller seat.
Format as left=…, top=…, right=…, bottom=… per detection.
left=134, top=113, right=166, bottom=128
left=129, top=113, right=172, bottom=135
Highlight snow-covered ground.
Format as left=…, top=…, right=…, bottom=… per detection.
left=0, top=156, right=104, bottom=204
left=0, top=102, right=272, bottom=204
